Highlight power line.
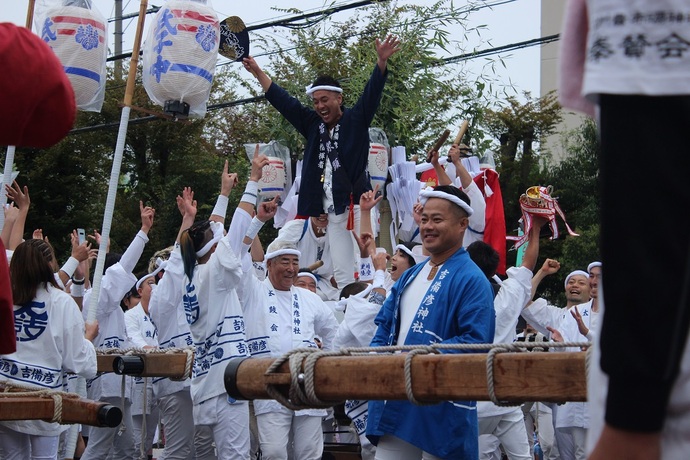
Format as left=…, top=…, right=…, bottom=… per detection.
left=70, top=32, right=558, bottom=135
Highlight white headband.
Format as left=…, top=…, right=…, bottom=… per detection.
left=419, top=187, right=474, bottom=216
left=564, top=270, right=589, bottom=288
left=296, top=272, right=318, bottom=284
left=587, top=261, right=602, bottom=273
left=265, top=248, right=301, bottom=261
left=305, top=84, right=343, bottom=96
left=395, top=244, right=426, bottom=265
left=196, top=221, right=224, bottom=258
left=136, top=260, right=168, bottom=290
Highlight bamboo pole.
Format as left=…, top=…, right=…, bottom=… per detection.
left=225, top=352, right=587, bottom=404
left=85, top=0, right=148, bottom=324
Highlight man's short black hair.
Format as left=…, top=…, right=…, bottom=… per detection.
left=339, top=281, right=369, bottom=300
left=311, top=75, right=341, bottom=90
left=466, top=241, right=499, bottom=279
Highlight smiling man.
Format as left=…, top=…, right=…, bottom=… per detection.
left=242, top=34, right=401, bottom=295
left=367, top=185, right=495, bottom=459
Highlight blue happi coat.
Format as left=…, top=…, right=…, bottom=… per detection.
left=367, top=247, right=495, bottom=459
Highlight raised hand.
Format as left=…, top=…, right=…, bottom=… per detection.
left=570, top=307, right=589, bottom=338
left=539, top=258, right=560, bottom=276
left=5, top=180, right=30, bottom=211
left=70, top=229, right=94, bottom=263
left=352, top=230, right=375, bottom=258
left=140, top=201, right=156, bottom=233
left=257, top=197, right=279, bottom=223
left=375, top=34, right=402, bottom=63
left=359, top=184, right=383, bottom=212
left=221, top=160, right=239, bottom=197
left=250, top=144, right=270, bottom=182
left=176, top=186, right=197, bottom=219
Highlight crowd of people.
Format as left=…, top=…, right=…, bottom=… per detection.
left=4, top=4, right=689, bottom=458
left=0, top=150, right=604, bottom=460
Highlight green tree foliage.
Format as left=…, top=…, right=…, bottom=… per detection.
left=8, top=65, right=253, bottom=271
left=483, top=91, right=563, bottom=233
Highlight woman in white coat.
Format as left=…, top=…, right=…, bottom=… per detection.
left=0, top=238, right=98, bottom=460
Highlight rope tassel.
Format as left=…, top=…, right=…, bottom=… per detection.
left=346, top=193, right=355, bottom=231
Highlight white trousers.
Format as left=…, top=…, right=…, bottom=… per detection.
left=556, top=427, right=586, bottom=460
left=478, top=408, right=532, bottom=460
left=0, top=425, right=59, bottom=460
left=256, top=412, right=323, bottom=460
left=374, top=434, right=443, bottom=460
left=193, top=394, right=249, bottom=460
left=156, top=389, right=195, bottom=460
left=327, top=207, right=360, bottom=291
left=523, top=402, right=560, bottom=460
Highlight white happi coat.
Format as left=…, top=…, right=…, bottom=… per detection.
left=125, top=302, right=159, bottom=414
left=148, top=247, right=193, bottom=399
left=83, top=230, right=148, bottom=401
left=479, top=265, right=534, bottom=419
left=0, top=285, right=96, bottom=436
left=522, top=298, right=597, bottom=429
left=183, top=232, right=248, bottom=406
left=238, top=273, right=339, bottom=417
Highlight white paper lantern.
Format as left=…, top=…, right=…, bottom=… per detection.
left=142, top=0, right=220, bottom=118
left=40, top=5, right=108, bottom=112
left=258, top=157, right=286, bottom=200
left=368, top=142, right=388, bottom=191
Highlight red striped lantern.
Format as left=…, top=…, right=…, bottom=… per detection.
left=142, top=0, right=220, bottom=118
left=39, top=4, right=107, bottom=111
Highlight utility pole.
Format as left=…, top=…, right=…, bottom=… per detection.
left=114, top=0, right=123, bottom=80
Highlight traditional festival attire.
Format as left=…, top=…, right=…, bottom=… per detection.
left=181, top=225, right=250, bottom=459
left=264, top=66, right=388, bottom=289
left=334, top=291, right=386, bottom=460
left=232, top=208, right=339, bottom=460
left=0, top=285, right=96, bottom=458
left=521, top=298, right=596, bottom=460
left=81, top=231, right=150, bottom=460
left=148, top=247, right=199, bottom=460
left=124, top=302, right=159, bottom=457
left=477, top=265, right=534, bottom=460
left=367, top=248, right=495, bottom=459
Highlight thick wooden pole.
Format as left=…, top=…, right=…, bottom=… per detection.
left=0, top=396, right=121, bottom=427
left=225, top=352, right=587, bottom=404
left=97, top=353, right=190, bottom=378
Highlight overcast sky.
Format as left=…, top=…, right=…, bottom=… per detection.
left=4, top=0, right=542, bottom=97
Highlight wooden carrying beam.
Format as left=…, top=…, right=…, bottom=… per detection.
left=225, top=352, right=587, bottom=404
left=0, top=395, right=122, bottom=427
left=97, top=353, right=190, bottom=378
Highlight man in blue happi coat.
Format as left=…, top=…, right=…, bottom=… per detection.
left=367, top=185, right=496, bottom=460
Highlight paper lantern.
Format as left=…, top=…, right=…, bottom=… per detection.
left=258, top=157, right=286, bottom=200
left=368, top=143, right=388, bottom=191
left=40, top=4, right=107, bottom=112
left=142, top=0, right=220, bottom=118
